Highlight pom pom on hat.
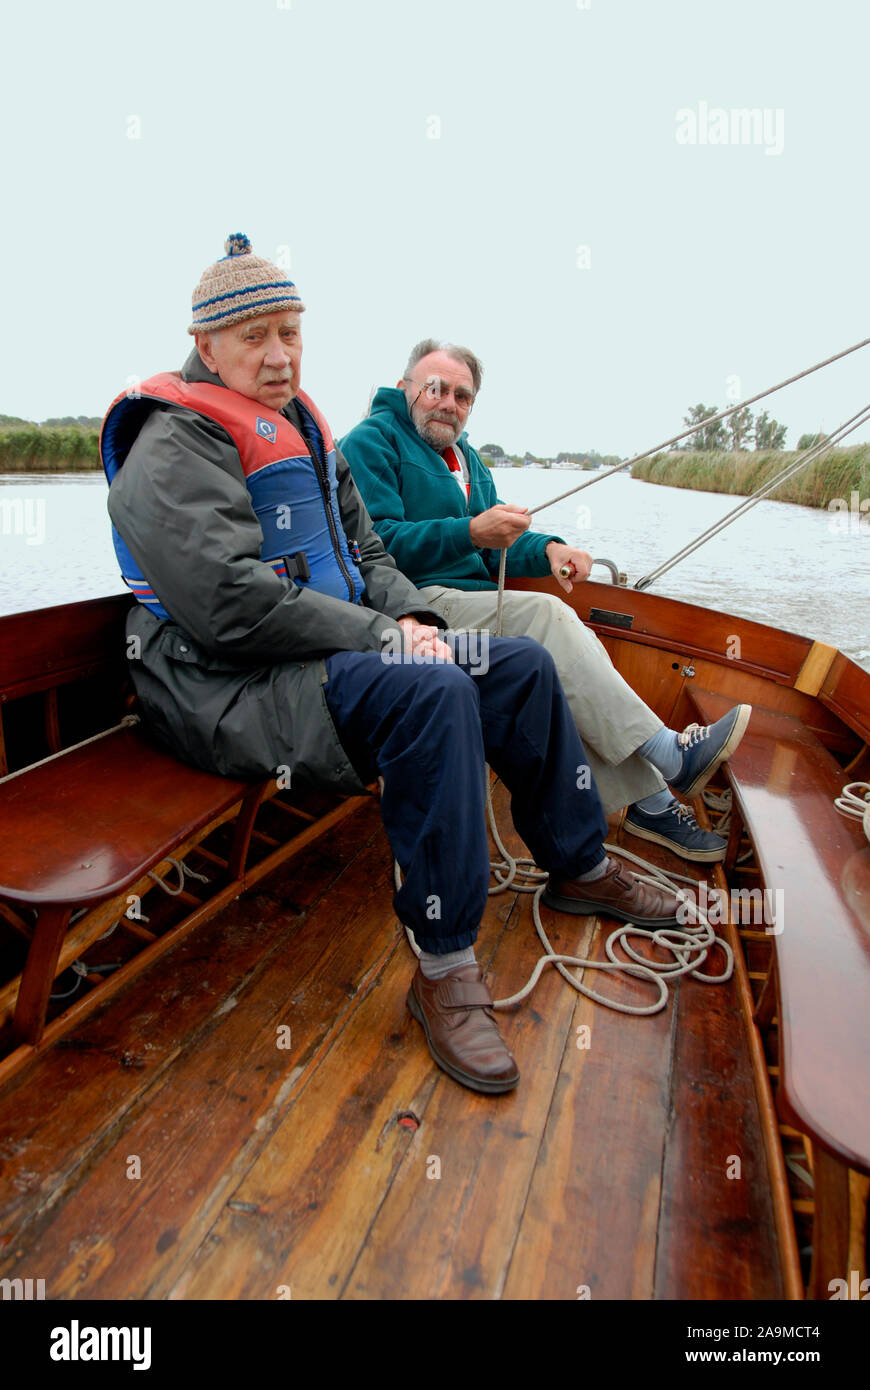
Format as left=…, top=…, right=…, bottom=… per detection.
left=189, top=233, right=305, bottom=334
left=224, top=233, right=252, bottom=257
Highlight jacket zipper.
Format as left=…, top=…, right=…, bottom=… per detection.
left=301, top=417, right=356, bottom=602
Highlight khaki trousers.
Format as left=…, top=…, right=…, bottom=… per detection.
left=419, top=586, right=667, bottom=815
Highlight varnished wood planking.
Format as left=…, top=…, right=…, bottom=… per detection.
left=673, top=655, right=858, bottom=752
left=501, top=826, right=785, bottom=1301
left=501, top=919, right=677, bottom=1301
left=0, top=890, right=285, bottom=1249
left=0, top=804, right=384, bottom=1267
left=508, top=576, right=865, bottom=754
left=169, top=941, right=440, bottom=1300
left=0, top=832, right=402, bottom=1299
left=821, top=652, right=870, bottom=745
left=341, top=897, right=595, bottom=1301
left=690, top=689, right=870, bottom=1173
left=0, top=594, right=130, bottom=703
left=499, top=826, right=702, bottom=1301
left=168, top=798, right=525, bottom=1301
left=0, top=780, right=790, bottom=1301
left=595, top=634, right=688, bottom=729
left=171, top=785, right=553, bottom=1301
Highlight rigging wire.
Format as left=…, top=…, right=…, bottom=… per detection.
left=520, top=330, right=870, bottom=521
left=635, top=401, right=870, bottom=590
left=485, top=332, right=870, bottom=606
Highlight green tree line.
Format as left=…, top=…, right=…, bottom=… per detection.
left=676, top=403, right=793, bottom=451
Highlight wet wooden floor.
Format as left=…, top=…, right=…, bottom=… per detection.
left=0, top=790, right=783, bottom=1300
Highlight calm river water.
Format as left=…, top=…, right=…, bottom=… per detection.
left=1, top=469, right=868, bottom=671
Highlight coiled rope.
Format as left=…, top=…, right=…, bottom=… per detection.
left=834, top=781, right=870, bottom=843
left=396, top=779, right=733, bottom=1017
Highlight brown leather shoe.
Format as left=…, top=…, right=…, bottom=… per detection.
left=407, top=963, right=520, bottom=1095
left=542, top=857, right=682, bottom=927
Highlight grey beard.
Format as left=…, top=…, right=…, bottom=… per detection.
left=417, top=417, right=461, bottom=449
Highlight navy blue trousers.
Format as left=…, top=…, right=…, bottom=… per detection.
left=324, top=635, right=608, bottom=953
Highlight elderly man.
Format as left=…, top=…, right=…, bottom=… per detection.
left=340, top=340, right=750, bottom=862
left=100, top=236, right=684, bottom=1098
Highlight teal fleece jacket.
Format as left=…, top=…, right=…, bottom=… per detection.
left=339, top=387, right=562, bottom=591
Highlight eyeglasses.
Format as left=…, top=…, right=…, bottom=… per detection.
left=404, top=375, right=475, bottom=410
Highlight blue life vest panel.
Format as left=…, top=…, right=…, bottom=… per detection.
left=100, top=374, right=365, bottom=621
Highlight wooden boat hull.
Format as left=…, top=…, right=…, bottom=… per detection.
left=0, top=582, right=867, bottom=1301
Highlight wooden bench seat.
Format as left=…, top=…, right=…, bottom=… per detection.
left=0, top=595, right=368, bottom=1085
left=0, top=721, right=262, bottom=1055
left=0, top=724, right=252, bottom=907
left=688, top=685, right=870, bottom=1296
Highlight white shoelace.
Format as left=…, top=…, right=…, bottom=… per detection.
left=677, top=722, right=711, bottom=750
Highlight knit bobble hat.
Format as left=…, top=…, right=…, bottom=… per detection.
left=188, top=233, right=305, bottom=334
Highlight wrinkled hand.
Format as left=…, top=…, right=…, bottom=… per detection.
left=469, top=504, right=531, bottom=549
left=546, top=542, right=594, bottom=593
left=397, top=616, right=454, bottom=662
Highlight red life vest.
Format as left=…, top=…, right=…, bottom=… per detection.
left=101, top=374, right=364, bottom=618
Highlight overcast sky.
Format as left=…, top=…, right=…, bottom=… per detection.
left=3, top=0, right=869, bottom=458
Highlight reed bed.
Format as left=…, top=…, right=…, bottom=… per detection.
left=0, top=426, right=101, bottom=473
left=632, top=446, right=870, bottom=509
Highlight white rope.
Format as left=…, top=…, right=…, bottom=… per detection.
left=484, top=778, right=732, bottom=1013
left=834, top=781, right=870, bottom=843
left=395, top=775, right=733, bottom=1017
left=0, top=714, right=140, bottom=784
left=701, top=787, right=732, bottom=835
left=495, top=549, right=507, bottom=638
left=50, top=959, right=122, bottom=1000
left=147, top=857, right=209, bottom=896
left=49, top=855, right=209, bottom=1000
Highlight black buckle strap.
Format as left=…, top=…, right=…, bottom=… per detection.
left=283, top=551, right=311, bottom=583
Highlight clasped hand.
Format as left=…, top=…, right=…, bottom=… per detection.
left=396, top=617, right=454, bottom=662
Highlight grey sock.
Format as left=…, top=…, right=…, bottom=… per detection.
left=636, top=726, right=681, bottom=781
left=418, top=946, right=477, bottom=980
left=634, top=789, right=675, bottom=815
left=573, top=856, right=610, bottom=884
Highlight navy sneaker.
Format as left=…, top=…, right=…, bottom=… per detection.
left=624, top=799, right=727, bottom=863
left=669, top=705, right=751, bottom=801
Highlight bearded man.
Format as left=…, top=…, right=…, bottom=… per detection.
left=340, top=339, right=750, bottom=862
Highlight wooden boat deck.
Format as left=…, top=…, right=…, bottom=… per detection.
left=0, top=787, right=783, bottom=1301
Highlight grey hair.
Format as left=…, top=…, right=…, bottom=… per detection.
left=404, top=339, right=483, bottom=397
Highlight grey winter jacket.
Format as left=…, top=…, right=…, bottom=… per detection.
left=107, top=350, right=445, bottom=794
